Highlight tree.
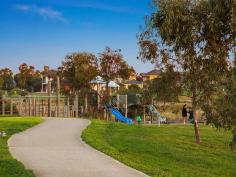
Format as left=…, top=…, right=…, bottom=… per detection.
left=14, top=63, right=29, bottom=89
left=138, top=0, right=235, bottom=144
left=149, top=65, right=181, bottom=106
left=59, top=52, right=99, bottom=94
left=119, top=84, right=142, bottom=95
left=14, top=63, right=42, bottom=92
left=99, top=47, right=134, bottom=82
left=0, top=68, right=15, bottom=90
left=26, top=70, right=42, bottom=92
left=203, top=64, right=236, bottom=147
left=0, top=77, right=3, bottom=89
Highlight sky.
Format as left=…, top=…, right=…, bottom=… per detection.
left=0, top=0, right=154, bottom=73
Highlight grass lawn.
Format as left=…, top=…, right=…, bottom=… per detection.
left=0, top=117, right=42, bottom=177
left=82, top=120, right=236, bottom=177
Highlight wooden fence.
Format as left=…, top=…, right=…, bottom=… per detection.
left=0, top=95, right=80, bottom=118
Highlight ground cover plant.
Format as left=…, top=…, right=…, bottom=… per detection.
left=0, top=117, right=42, bottom=177
left=82, top=120, right=236, bottom=177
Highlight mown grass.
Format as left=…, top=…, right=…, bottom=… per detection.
left=82, top=120, right=236, bottom=177
left=0, top=117, right=42, bottom=177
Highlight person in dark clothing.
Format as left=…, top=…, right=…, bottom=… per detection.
left=182, top=104, right=187, bottom=124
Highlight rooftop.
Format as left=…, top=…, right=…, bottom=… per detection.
left=144, top=69, right=161, bottom=75
left=142, top=69, right=161, bottom=76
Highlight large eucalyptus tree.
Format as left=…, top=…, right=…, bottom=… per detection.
left=138, top=0, right=236, bottom=143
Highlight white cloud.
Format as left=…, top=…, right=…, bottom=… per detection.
left=15, top=4, right=31, bottom=11
left=14, top=4, right=68, bottom=23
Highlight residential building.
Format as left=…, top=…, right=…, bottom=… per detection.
left=141, top=69, right=161, bottom=82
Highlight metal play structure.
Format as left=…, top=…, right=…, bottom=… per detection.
left=104, top=93, right=166, bottom=125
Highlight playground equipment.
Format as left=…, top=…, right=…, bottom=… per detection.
left=104, top=94, right=166, bottom=125
left=108, top=106, right=133, bottom=124
left=104, top=95, right=133, bottom=124
left=146, top=105, right=167, bottom=125
left=89, top=76, right=166, bottom=125
left=0, top=94, right=75, bottom=117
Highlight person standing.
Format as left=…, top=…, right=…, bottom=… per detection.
left=182, top=104, right=187, bottom=124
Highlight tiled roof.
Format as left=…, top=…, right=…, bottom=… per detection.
left=145, top=69, right=161, bottom=75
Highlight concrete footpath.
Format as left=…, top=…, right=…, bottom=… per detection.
left=8, top=118, right=149, bottom=177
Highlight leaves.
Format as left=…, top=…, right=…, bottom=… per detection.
left=0, top=68, right=15, bottom=91
left=138, top=0, right=235, bottom=107
left=148, top=65, right=181, bottom=103
left=14, top=63, right=42, bottom=92
left=138, top=0, right=236, bottom=143
left=99, top=47, right=134, bottom=81
left=59, top=52, right=99, bottom=94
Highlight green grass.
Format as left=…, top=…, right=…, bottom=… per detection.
left=0, top=117, right=42, bottom=177
left=82, top=120, right=236, bottom=177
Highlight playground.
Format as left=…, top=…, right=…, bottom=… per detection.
left=0, top=75, right=170, bottom=126
left=0, top=0, right=236, bottom=176
left=1, top=75, right=233, bottom=177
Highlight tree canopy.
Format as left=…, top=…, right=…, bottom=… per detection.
left=148, top=65, right=181, bottom=104
left=203, top=64, right=236, bottom=147
left=99, top=47, right=134, bottom=82
left=0, top=68, right=15, bottom=91
left=59, top=52, right=99, bottom=94
left=14, top=63, right=42, bottom=92
left=138, top=0, right=236, bottom=143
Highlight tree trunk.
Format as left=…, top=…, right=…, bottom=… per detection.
left=192, top=94, right=201, bottom=144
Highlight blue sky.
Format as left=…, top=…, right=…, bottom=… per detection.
left=0, top=0, right=154, bottom=73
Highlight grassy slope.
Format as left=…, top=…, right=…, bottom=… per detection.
left=0, top=117, right=42, bottom=177
left=82, top=120, right=236, bottom=177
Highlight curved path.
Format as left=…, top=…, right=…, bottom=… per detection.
left=8, top=118, right=148, bottom=177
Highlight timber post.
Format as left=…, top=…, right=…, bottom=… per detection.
left=67, top=97, right=70, bottom=118
left=57, top=76, right=60, bottom=117
left=125, top=95, right=128, bottom=118
left=48, top=79, right=52, bottom=117
left=75, top=94, right=78, bottom=117
left=2, top=95, right=5, bottom=116
left=10, top=98, right=13, bottom=115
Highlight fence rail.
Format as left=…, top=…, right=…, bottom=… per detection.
left=0, top=95, right=79, bottom=118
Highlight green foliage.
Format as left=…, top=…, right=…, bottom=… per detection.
left=148, top=65, right=181, bottom=103
left=0, top=117, right=42, bottom=177
left=0, top=77, right=4, bottom=89
left=0, top=68, right=15, bottom=91
left=2, top=75, right=15, bottom=91
left=59, top=52, right=98, bottom=94
left=119, top=84, right=142, bottom=95
left=203, top=67, right=236, bottom=147
left=99, top=47, right=134, bottom=81
left=128, top=84, right=141, bottom=91
left=14, top=63, right=42, bottom=92
left=138, top=0, right=236, bottom=143
left=82, top=120, right=236, bottom=177
left=139, top=0, right=235, bottom=107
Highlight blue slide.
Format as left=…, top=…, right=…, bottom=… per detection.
left=110, top=107, right=133, bottom=125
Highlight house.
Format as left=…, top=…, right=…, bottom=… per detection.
left=141, top=69, right=161, bottom=82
